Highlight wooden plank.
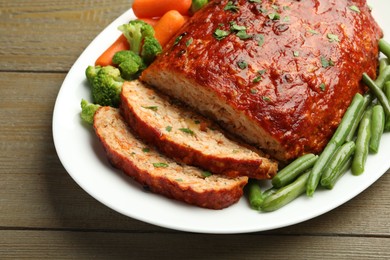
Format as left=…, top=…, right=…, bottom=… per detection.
left=0, top=72, right=389, bottom=234
left=0, top=230, right=389, bottom=259
left=0, top=0, right=134, bottom=72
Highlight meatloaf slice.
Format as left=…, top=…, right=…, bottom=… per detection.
left=120, top=80, right=277, bottom=179
left=141, top=0, right=383, bottom=161
left=93, top=106, right=248, bottom=209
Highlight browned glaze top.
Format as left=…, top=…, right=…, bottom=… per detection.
left=149, top=0, right=382, bottom=159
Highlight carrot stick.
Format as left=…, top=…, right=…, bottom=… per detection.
left=95, top=34, right=130, bottom=66
left=133, top=0, right=191, bottom=18
left=138, top=17, right=159, bottom=27
left=154, top=10, right=187, bottom=47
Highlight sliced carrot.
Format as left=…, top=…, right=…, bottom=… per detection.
left=133, top=0, right=191, bottom=18
left=138, top=17, right=159, bottom=27
left=154, top=10, right=187, bottom=47
left=95, top=34, right=130, bottom=66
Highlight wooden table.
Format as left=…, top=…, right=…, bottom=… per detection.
left=1, top=0, right=389, bottom=258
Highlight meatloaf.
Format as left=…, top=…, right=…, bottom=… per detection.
left=120, top=80, right=277, bottom=179
left=93, top=106, right=248, bottom=209
left=141, top=0, right=383, bottom=161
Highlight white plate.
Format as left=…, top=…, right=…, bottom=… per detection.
left=53, top=0, right=390, bottom=234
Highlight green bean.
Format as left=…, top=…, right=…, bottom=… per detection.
left=384, top=82, right=390, bottom=132
left=352, top=108, right=372, bottom=176
left=320, top=141, right=355, bottom=189
left=322, top=157, right=352, bottom=190
left=379, top=39, right=390, bottom=59
left=345, top=93, right=373, bottom=142
left=247, top=179, right=264, bottom=210
left=362, top=73, right=390, bottom=116
left=262, top=187, right=278, bottom=198
left=272, top=153, right=317, bottom=188
left=374, top=66, right=390, bottom=89
left=369, top=105, right=385, bottom=153
left=379, top=58, right=389, bottom=74
left=262, top=171, right=310, bottom=212
left=306, top=93, right=364, bottom=196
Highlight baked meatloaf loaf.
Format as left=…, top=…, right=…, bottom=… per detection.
left=93, top=106, right=248, bottom=209
left=141, top=0, right=383, bottom=161
left=120, top=80, right=277, bottom=179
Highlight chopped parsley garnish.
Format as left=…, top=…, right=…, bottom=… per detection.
left=293, top=50, right=299, bottom=57
left=253, top=69, right=266, bottom=82
left=248, top=0, right=261, bottom=3
left=224, top=1, right=239, bottom=12
left=237, top=60, right=248, bottom=69
left=250, top=88, right=259, bottom=93
left=179, top=128, right=195, bottom=135
left=236, top=30, right=252, bottom=40
left=320, top=56, right=335, bottom=68
left=202, top=171, right=212, bottom=177
left=142, top=148, right=150, bottom=153
left=327, top=33, right=340, bottom=43
left=186, top=37, right=193, bottom=47
left=271, top=5, right=279, bottom=10
left=213, top=28, right=230, bottom=40
left=230, top=22, right=247, bottom=32
left=283, top=16, right=290, bottom=22
left=142, top=105, right=158, bottom=111
left=262, top=96, right=271, bottom=102
left=165, top=126, right=172, bottom=132
left=308, top=29, right=319, bottom=35
left=173, top=35, right=184, bottom=46
left=153, top=162, right=169, bottom=168
left=319, top=83, right=326, bottom=91
left=283, top=6, right=291, bottom=11
left=349, top=5, right=360, bottom=13
left=268, top=12, right=280, bottom=20
left=255, top=34, right=265, bottom=47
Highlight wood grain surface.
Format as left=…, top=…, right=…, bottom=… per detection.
left=0, top=0, right=389, bottom=259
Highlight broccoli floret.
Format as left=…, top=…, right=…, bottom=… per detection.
left=85, top=65, right=124, bottom=107
left=141, top=36, right=162, bottom=65
left=118, top=20, right=155, bottom=55
left=80, top=99, right=101, bottom=124
left=112, top=50, right=146, bottom=80
left=117, top=20, right=162, bottom=66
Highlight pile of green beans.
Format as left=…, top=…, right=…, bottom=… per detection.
left=247, top=39, right=390, bottom=212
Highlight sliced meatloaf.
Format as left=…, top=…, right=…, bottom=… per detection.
left=141, top=0, right=383, bottom=161
left=93, top=106, right=248, bottom=209
left=120, top=80, right=277, bottom=179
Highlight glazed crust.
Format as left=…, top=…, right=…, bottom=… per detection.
left=141, top=0, right=383, bottom=161
left=93, top=107, right=248, bottom=209
left=120, top=80, right=277, bottom=179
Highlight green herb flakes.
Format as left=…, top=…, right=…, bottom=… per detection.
left=213, top=29, right=230, bottom=40
left=250, top=88, right=259, bottom=93
left=179, top=128, right=195, bottom=135
left=248, top=0, right=261, bottom=3
left=349, top=5, right=360, bottom=13
left=293, top=51, right=299, bottom=57
left=320, top=56, right=335, bottom=68
left=237, top=60, right=248, bottom=69
left=166, top=126, right=172, bottom=132
left=327, top=33, right=340, bottom=43
left=319, top=83, right=326, bottom=91
left=268, top=12, right=280, bottom=20
left=153, top=162, right=169, bottom=168
left=308, top=29, right=319, bottom=35
left=202, top=171, right=212, bottom=177
left=186, top=37, right=193, bottom=47
left=142, top=148, right=150, bottom=153
left=255, top=34, right=265, bottom=47
left=142, top=106, right=158, bottom=111
left=224, top=1, right=239, bottom=12
left=262, top=96, right=271, bottom=102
